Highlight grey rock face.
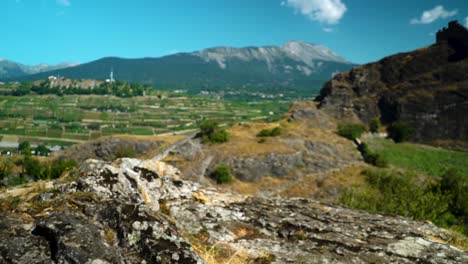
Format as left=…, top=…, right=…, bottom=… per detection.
left=0, top=159, right=203, bottom=264
left=316, top=27, right=468, bottom=144
left=0, top=158, right=466, bottom=263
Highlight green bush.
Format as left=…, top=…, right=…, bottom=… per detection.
left=46, top=159, right=78, bottom=180
left=441, top=169, right=468, bottom=223
left=20, top=156, right=77, bottom=181
left=359, top=143, right=388, bottom=168
left=200, top=120, right=219, bottom=135
left=206, top=130, right=229, bottom=143
left=257, top=127, right=282, bottom=138
left=337, top=124, right=366, bottom=140
left=369, top=117, right=381, bottom=133
left=388, top=122, right=413, bottom=143
left=211, top=165, right=234, bottom=184
left=199, top=120, right=229, bottom=144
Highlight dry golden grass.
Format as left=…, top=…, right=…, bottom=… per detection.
left=221, top=177, right=289, bottom=196
left=209, top=122, right=294, bottom=157
left=279, top=165, right=367, bottom=202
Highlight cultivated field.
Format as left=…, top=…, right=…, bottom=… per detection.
left=0, top=93, right=290, bottom=146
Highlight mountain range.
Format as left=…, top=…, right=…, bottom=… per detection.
left=0, top=59, right=77, bottom=80
left=2, top=41, right=356, bottom=93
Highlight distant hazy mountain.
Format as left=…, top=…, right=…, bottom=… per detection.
left=7, top=41, right=356, bottom=92
left=0, top=59, right=77, bottom=80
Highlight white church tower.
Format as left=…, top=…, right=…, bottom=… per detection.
left=106, top=68, right=116, bottom=83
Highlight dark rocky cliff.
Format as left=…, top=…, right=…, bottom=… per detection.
left=317, top=21, right=468, bottom=144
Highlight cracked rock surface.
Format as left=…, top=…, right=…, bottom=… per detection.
left=0, top=158, right=467, bottom=263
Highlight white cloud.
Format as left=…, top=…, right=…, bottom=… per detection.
left=410, top=5, right=457, bottom=24
left=465, top=17, right=468, bottom=28
left=323, top=27, right=334, bottom=32
left=284, top=0, right=347, bottom=24
left=56, top=0, right=71, bottom=7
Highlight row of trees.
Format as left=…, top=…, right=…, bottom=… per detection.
left=3, top=81, right=149, bottom=98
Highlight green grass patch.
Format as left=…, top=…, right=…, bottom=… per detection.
left=367, top=138, right=468, bottom=177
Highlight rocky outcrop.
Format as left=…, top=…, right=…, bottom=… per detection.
left=57, top=136, right=168, bottom=163
left=1, top=158, right=466, bottom=263
left=317, top=21, right=468, bottom=144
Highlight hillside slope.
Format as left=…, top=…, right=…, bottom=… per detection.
left=317, top=21, right=468, bottom=145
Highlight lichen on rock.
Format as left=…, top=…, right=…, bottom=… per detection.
left=0, top=158, right=466, bottom=263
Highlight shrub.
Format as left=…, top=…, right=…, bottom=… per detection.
left=388, top=122, right=413, bottom=143
left=47, top=159, right=78, bottom=180
left=369, top=117, right=381, bottom=133
left=206, top=130, right=229, bottom=143
left=257, top=127, right=282, bottom=137
left=0, top=158, right=13, bottom=182
left=441, top=169, right=468, bottom=220
left=337, top=124, right=366, bottom=140
left=114, top=147, right=137, bottom=159
left=22, top=155, right=43, bottom=180
left=359, top=143, right=388, bottom=168
left=341, top=169, right=451, bottom=223
left=340, top=168, right=467, bottom=235
left=200, top=120, right=219, bottom=135
left=199, top=120, right=229, bottom=144
left=211, top=165, right=234, bottom=184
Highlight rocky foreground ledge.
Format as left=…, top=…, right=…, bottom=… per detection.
left=0, top=158, right=466, bottom=263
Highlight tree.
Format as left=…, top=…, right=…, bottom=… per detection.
left=35, top=144, right=51, bottom=156
left=18, top=141, right=31, bottom=155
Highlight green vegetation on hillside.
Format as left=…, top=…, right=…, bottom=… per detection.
left=358, top=143, right=388, bottom=168
left=0, top=154, right=77, bottom=187
left=387, top=122, right=414, bottom=143
left=257, top=127, right=282, bottom=137
left=211, top=165, right=234, bottom=184
left=341, top=168, right=467, bottom=235
left=366, top=138, right=468, bottom=177
left=337, top=124, right=367, bottom=140
left=199, top=120, right=229, bottom=144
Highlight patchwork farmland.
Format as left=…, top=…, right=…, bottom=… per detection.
left=0, top=93, right=290, bottom=147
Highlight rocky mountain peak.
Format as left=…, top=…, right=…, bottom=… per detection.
left=282, top=41, right=349, bottom=64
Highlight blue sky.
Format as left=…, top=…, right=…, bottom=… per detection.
left=2, top=0, right=468, bottom=65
